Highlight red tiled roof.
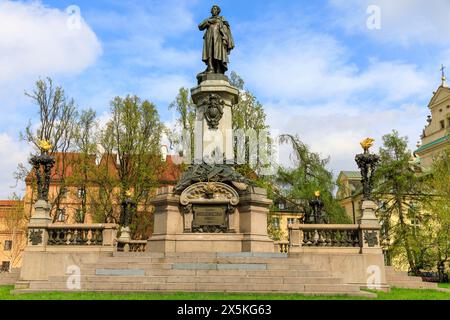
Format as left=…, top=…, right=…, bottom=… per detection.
left=25, top=152, right=181, bottom=186
left=0, top=200, right=23, bottom=218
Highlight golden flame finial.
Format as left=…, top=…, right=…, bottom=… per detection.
left=360, top=138, right=375, bottom=151
left=125, top=189, right=132, bottom=197
left=38, top=140, right=52, bottom=152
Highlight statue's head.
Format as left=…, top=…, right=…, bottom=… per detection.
left=211, top=5, right=221, bottom=17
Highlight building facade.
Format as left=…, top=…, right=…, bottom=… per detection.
left=0, top=200, right=27, bottom=271
left=414, top=75, right=450, bottom=168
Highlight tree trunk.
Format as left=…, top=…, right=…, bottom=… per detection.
left=397, top=196, right=417, bottom=274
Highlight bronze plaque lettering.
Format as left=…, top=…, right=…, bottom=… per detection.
left=193, top=205, right=226, bottom=226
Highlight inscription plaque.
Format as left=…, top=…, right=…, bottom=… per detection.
left=192, top=205, right=228, bottom=233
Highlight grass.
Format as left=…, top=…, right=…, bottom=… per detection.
left=0, top=286, right=449, bottom=300
left=438, top=283, right=450, bottom=289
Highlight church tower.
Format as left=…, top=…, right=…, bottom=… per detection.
left=414, top=65, right=450, bottom=168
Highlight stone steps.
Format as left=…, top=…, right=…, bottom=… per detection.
left=48, top=275, right=343, bottom=285
left=385, top=267, right=438, bottom=289
left=11, top=288, right=376, bottom=297
left=0, top=270, right=20, bottom=285
left=26, top=280, right=362, bottom=294
left=96, top=257, right=300, bottom=265
left=79, top=268, right=330, bottom=278
left=13, top=253, right=372, bottom=297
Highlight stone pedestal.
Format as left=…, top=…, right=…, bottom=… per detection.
left=147, top=186, right=274, bottom=253
left=358, top=200, right=382, bottom=254
left=190, top=79, right=239, bottom=164
left=29, top=200, right=52, bottom=225
left=26, top=199, right=52, bottom=248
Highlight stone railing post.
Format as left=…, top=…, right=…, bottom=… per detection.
left=102, top=224, right=118, bottom=247
left=358, top=200, right=382, bottom=253
left=288, top=224, right=302, bottom=248
left=26, top=200, right=53, bottom=248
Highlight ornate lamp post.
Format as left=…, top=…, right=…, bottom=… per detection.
left=308, top=190, right=326, bottom=224
left=355, top=138, right=381, bottom=250
left=355, top=138, right=380, bottom=201
left=118, top=190, right=136, bottom=242
left=29, top=140, right=55, bottom=224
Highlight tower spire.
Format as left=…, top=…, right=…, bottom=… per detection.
left=441, top=64, right=448, bottom=88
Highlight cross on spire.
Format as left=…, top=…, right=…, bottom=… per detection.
left=441, top=64, right=448, bottom=87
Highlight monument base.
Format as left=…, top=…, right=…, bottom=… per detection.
left=148, top=233, right=274, bottom=253
left=148, top=186, right=275, bottom=253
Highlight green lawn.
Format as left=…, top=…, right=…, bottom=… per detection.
left=0, top=286, right=449, bottom=300
left=438, top=283, right=450, bottom=289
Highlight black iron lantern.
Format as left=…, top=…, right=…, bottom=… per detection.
left=355, top=138, right=380, bottom=201
left=29, top=141, right=55, bottom=202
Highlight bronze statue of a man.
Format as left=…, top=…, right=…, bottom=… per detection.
left=199, top=5, right=234, bottom=74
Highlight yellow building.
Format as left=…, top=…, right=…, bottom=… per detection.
left=336, top=171, right=363, bottom=224
left=0, top=200, right=27, bottom=271
left=269, top=198, right=304, bottom=241
left=414, top=72, right=450, bottom=168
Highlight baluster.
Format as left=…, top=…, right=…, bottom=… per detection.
left=336, top=230, right=343, bottom=247
left=347, top=230, right=355, bottom=247
left=47, top=229, right=55, bottom=245
left=83, top=229, right=90, bottom=245
left=74, top=229, right=82, bottom=245
left=330, top=230, right=337, bottom=247
left=317, top=230, right=324, bottom=246
left=353, top=230, right=360, bottom=247
left=65, top=229, right=72, bottom=245
left=323, top=230, right=331, bottom=247
left=62, top=229, right=69, bottom=245
left=94, top=229, right=103, bottom=245
left=302, top=231, right=308, bottom=246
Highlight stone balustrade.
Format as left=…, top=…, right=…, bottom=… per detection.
left=27, top=223, right=117, bottom=247
left=274, top=240, right=289, bottom=253
left=117, top=240, right=147, bottom=252
left=287, top=223, right=381, bottom=251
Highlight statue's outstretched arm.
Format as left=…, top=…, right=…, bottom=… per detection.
left=199, top=19, right=209, bottom=31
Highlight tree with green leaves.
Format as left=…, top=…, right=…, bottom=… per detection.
left=65, top=109, right=98, bottom=223
left=167, top=87, right=196, bottom=160
left=18, top=77, right=78, bottom=221
left=274, top=134, right=350, bottom=224
left=421, top=147, right=450, bottom=274
left=229, top=72, right=271, bottom=178
left=99, top=95, right=163, bottom=239
left=374, top=130, right=426, bottom=274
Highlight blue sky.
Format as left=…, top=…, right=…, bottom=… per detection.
left=1, top=0, right=450, bottom=198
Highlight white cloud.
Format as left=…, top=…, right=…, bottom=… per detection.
left=0, top=133, right=31, bottom=198
left=328, top=0, right=450, bottom=46
left=137, top=74, right=193, bottom=105
left=0, top=1, right=102, bottom=86
left=266, top=102, right=427, bottom=175
left=235, top=29, right=430, bottom=104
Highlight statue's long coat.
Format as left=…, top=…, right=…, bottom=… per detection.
left=199, top=16, right=234, bottom=70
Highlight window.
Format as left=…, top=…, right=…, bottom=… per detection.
left=272, top=217, right=280, bottom=230
left=278, top=202, right=285, bottom=210
left=1, top=261, right=10, bottom=272
left=60, top=187, right=68, bottom=198
left=3, top=240, right=12, bottom=251
left=440, top=120, right=445, bottom=129
left=56, top=209, right=66, bottom=222
left=77, top=187, right=86, bottom=198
